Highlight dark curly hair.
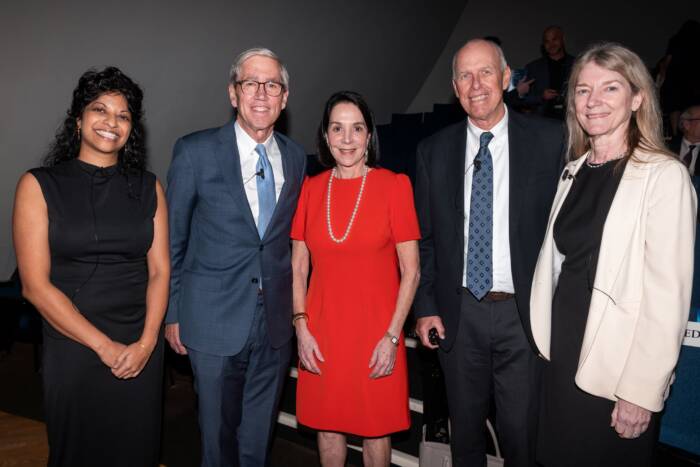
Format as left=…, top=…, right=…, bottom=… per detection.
left=317, top=91, right=380, bottom=168
left=43, top=66, right=147, bottom=172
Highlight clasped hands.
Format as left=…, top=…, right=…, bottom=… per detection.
left=97, top=338, right=155, bottom=379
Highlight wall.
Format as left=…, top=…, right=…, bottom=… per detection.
left=407, top=0, right=699, bottom=113
left=0, top=0, right=466, bottom=279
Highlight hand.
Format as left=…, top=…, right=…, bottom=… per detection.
left=165, top=323, right=187, bottom=355
left=369, top=335, right=398, bottom=379
left=611, top=399, right=651, bottom=439
left=295, top=322, right=324, bottom=375
left=542, top=88, right=559, bottom=101
left=516, top=78, right=535, bottom=97
left=416, top=316, right=445, bottom=349
left=112, top=341, right=154, bottom=379
left=95, top=339, right=127, bottom=368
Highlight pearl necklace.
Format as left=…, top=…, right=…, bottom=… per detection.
left=326, top=166, right=368, bottom=243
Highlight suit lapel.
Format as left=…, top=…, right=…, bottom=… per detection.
left=214, top=121, right=258, bottom=236
left=263, top=133, right=295, bottom=239
left=507, top=111, right=532, bottom=240
left=448, top=122, right=467, bottom=243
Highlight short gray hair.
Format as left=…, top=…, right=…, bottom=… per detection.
left=452, top=39, right=508, bottom=79
left=680, top=105, right=700, bottom=121
left=229, top=47, right=289, bottom=89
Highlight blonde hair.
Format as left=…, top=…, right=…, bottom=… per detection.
left=565, top=42, right=672, bottom=162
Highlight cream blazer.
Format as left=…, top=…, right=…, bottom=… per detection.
left=530, top=150, right=697, bottom=412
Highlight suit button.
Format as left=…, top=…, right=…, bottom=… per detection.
left=259, top=245, right=264, bottom=251
left=251, top=278, right=259, bottom=284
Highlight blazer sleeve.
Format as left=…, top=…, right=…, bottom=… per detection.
left=164, top=138, right=198, bottom=324
left=413, top=142, right=439, bottom=318
left=615, top=161, right=697, bottom=411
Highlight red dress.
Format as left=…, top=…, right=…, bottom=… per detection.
left=290, top=168, right=420, bottom=437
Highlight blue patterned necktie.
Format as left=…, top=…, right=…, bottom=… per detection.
left=466, top=131, right=494, bottom=300
left=255, top=143, right=276, bottom=238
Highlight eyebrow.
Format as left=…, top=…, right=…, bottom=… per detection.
left=576, top=79, right=623, bottom=87
left=329, top=120, right=367, bottom=126
left=90, top=100, right=131, bottom=113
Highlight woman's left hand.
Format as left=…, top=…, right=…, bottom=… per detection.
left=369, top=335, right=397, bottom=379
left=112, top=341, right=154, bottom=379
left=611, top=398, right=651, bottom=439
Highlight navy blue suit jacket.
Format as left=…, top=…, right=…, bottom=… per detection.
left=165, top=120, right=306, bottom=356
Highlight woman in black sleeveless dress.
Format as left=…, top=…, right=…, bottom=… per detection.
left=531, top=44, right=696, bottom=466
left=13, top=67, right=169, bottom=466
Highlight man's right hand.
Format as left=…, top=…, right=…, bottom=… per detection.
left=165, top=323, right=188, bottom=355
left=416, top=316, right=446, bottom=350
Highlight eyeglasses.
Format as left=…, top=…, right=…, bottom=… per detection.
left=236, top=80, right=285, bottom=97
left=683, top=118, right=700, bottom=122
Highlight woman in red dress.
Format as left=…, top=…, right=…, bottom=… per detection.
left=291, top=91, right=420, bottom=466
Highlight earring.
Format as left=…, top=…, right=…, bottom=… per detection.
left=76, top=126, right=81, bottom=140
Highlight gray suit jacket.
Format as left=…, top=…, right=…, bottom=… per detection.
left=165, top=119, right=306, bottom=356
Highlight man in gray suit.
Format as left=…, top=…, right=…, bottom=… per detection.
left=164, top=48, right=306, bottom=467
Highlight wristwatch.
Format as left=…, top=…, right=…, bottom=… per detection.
left=385, top=332, right=399, bottom=346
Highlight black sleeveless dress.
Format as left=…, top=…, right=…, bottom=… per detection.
left=30, top=159, right=163, bottom=467
left=537, top=161, right=659, bottom=467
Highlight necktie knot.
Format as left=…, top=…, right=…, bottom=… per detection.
left=256, top=143, right=269, bottom=162
left=479, top=132, right=494, bottom=149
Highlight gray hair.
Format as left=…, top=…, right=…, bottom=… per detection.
left=680, top=105, right=700, bottom=121
left=229, top=47, right=289, bottom=89
left=452, top=39, right=508, bottom=79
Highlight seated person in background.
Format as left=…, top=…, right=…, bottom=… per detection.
left=515, top=26, right=575, bottom=119
left=670, top=104, right=700, bottom=175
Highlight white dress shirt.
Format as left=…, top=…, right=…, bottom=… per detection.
left=462, top=108, right=514, bottom=293
left=680, top=138, right=699, bottom=176
left=235, top=122, right=285, bottom=227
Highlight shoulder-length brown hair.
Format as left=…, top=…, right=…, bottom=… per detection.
left=565, top=42, right=673, bottom=163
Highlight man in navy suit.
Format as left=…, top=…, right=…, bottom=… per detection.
left=414, top=39, right=563, bottom=466
left=164, top=48, right=306, bottom=467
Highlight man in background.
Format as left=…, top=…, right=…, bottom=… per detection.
left=516, top=26, right=575, bottom=119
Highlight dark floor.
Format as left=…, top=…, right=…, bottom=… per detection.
left=0, top=343, right=332, bottom=467
left=1, top=342, right=697, bottom=467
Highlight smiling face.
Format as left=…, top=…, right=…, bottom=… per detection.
left=228, top=55, right=288, bottom=143
left=452, top=40, right=511, bottom=130
left=573, top=62, right=643, bottom=144
left=326, top=102, right=370, bottom=175
left=77, top=92, right=132, bottom=164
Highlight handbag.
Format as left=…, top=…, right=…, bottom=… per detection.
left=419, top=420, right=505, bottom=467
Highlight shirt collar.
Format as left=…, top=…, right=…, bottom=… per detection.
left=234, top=121, right=274, bottom=157
left=682, top=138, right=698, bottom=150
left=467, top=106, right=509, bottom=144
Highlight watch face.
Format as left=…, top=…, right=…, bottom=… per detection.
left=391, top=336, right=399, bottom=345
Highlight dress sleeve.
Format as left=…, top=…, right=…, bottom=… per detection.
left=390, top=174, right=421, bottom=243
left=290, top=176, right=310, bottom=241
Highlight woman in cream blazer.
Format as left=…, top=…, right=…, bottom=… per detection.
left=530, top=43, right=697, bottom=467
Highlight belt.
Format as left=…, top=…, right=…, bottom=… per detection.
left=483, top=291, right=515, bottom=302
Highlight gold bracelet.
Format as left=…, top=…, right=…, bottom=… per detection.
left=292, top=313, right=308, bottom=325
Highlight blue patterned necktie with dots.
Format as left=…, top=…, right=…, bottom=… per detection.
left=255, top=143, right=276, bottom=238
left=466, top=131, right=494, bottom=300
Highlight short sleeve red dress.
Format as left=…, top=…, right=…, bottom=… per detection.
left=290, top=167, right=420, bottom=437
